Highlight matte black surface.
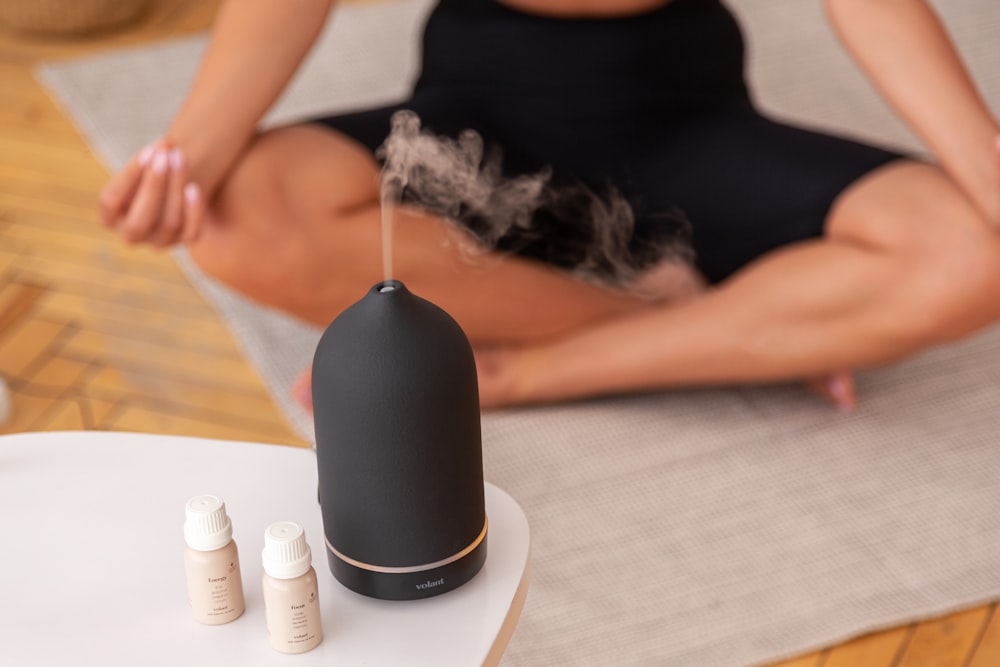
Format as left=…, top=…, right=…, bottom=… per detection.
left=313, top=281, right=486, bottom=600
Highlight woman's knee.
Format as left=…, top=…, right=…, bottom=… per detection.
left=832, top=162, right=1000, bottom=345
left=184, top=127, right=372, bottom=315
left=826, top=160, right=960, bottom=253
left=191, top=125, right=379, bottom=276
left=213, top=124, right=380, bottom=230
left=903, top=223, right=1000, bottom=344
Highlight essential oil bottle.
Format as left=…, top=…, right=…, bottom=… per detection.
left=261, top=521, right=323, bottom=653
left=183, top=495, right=246, bottom=624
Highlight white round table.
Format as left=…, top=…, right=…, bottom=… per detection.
left=0, top=431, right=530, bottom=666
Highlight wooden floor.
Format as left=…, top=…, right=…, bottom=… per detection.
left=0, top=0, right=307, bottom=445
left=0, top=1, right=996, bottom=665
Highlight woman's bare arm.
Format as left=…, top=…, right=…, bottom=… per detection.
left=99, top=0, right=335, bottom=246
left=168, top=0, right=335, bottom=196
left=824, top=0, right=1000, bottom=223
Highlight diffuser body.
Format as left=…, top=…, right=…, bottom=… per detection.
left=312, top=281, right=487, bottom=600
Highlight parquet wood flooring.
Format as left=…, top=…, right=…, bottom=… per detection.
left=0, top=0, right=305, bottom=447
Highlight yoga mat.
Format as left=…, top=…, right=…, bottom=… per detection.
left=37, top=1, right=1000, bottom=664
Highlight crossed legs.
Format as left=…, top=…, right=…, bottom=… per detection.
left=189, top=124, right=1000, bottom=408
left=474, top=159, right=1000, bottom=406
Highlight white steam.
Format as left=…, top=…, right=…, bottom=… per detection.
left=376, top=110, right=692, bottom=287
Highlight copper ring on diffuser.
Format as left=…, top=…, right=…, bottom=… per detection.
left=325, top=517, right=488, bottom=574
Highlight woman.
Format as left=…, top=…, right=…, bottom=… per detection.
left=99, top=0, right=1000, bottom=411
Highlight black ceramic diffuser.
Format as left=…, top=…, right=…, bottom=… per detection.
left=312, top=280, right=487, bottom=600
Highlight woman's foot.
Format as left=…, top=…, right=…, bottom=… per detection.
left=807, top=372, right=858, bottom=413
left=473, top=346, right=521, bottom=410
left=624, top=260, right=707, bottom=303
left=293, top=368, right=313, bottom=414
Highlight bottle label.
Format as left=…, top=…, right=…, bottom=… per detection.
left=264, top=578, right=322, bottom=653
left=288, top=590, right=319, bottom=640
left=184, top=546, right=245, bottom=624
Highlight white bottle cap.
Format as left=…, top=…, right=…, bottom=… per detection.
left=183, top=495, right=234, bottom=551
left=262, top=521, right=312, bottom=580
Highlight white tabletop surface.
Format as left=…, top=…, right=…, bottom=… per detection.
left=0, top=431, right=530, bottom=666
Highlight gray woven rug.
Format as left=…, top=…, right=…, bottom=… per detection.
left=38, top=1, right=1000, bottom=665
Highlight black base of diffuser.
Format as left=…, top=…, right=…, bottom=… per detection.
left=327, top=532, right=488, bottom=601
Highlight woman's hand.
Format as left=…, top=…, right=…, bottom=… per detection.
left=98, top=140, right=206, bottom=248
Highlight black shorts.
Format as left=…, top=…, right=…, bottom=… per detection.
left=315, top=0, right=904, bottom=284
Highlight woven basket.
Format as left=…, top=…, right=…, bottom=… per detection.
left=0, top=0, right=152, bottom=36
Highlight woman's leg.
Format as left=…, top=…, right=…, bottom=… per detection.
left=477, top=159, right=1000, bottom=406
left=188, top=124, right=690, bottom=341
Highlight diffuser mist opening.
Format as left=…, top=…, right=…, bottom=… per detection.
left=377, top=281, right=402, bottom=294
